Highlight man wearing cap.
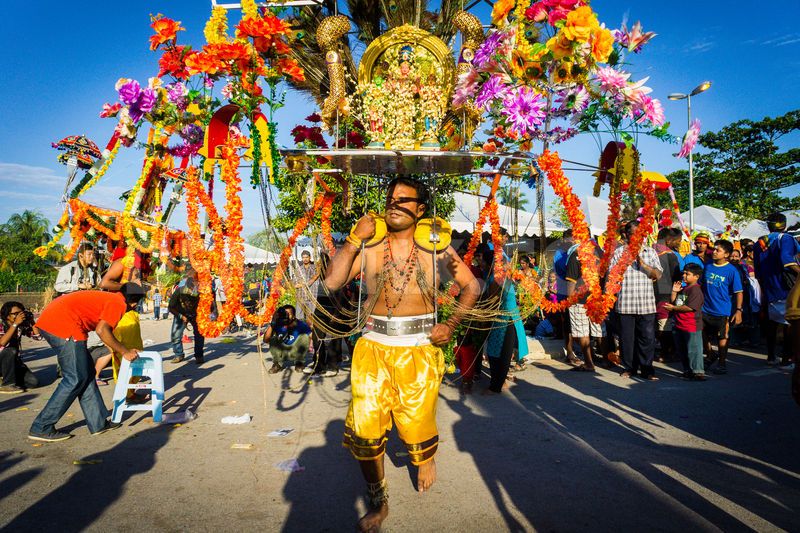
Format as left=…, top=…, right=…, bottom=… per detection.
left=28, top=283, right=145, bottom=442
left=684, top=232, right=712, bottom=271
left=754, top=213, right=800, bottom=366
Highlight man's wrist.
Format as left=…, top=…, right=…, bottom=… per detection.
left=345, top=235, right=362, bottom=248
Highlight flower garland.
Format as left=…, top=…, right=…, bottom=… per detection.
left=125, top=153, right=158, bottom=214
left=587, top=177, right=657, bottom=322
left=537, top=151, right=601, bottom=313
left=73, top=139, right=122, bottom=198
left=320, top=193, right=336, bottom=255
left=184, top=130, right=248, bottom=338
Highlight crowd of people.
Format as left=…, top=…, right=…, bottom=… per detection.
left=1, top=176, right=798, bottom=532
left=504, top=214, right=799, bottom=385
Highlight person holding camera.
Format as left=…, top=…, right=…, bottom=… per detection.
left=54, top=242, right=99, bottom=295
left=0, top=302, right=39, bottom=394
left=28, top=283, right=145, bottom=442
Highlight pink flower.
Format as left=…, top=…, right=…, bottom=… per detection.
left=525, top=2, right=547, bottom=22
left=633, top=94, right=665, bottom=126
left=453, top=68, right=480, bottom=106
left=677, top=119, right=702, bottom=158
left=595, top=66, right=630, bottom=93
left=475, top=75, right=509, bottom=111
left=99, top=102, right=122, bottom=118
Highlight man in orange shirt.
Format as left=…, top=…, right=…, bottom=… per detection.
left=29, top=283, right=145, bottom=442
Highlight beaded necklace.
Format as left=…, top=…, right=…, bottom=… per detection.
left=382, top=237, right=418, bottom=318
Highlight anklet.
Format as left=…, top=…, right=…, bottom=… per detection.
left=366, top=479, right=388, bottom=508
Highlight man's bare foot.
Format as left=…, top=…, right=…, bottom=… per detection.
left=357, top=502, right=388, bottom=533
left=417, top=459, right=436, bottom=492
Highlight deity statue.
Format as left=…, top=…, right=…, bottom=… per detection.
left=383, top=44, right=419, bottom=149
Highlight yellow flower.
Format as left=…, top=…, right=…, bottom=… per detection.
left=546, top=33, right=574, bottom=60
left=241, top=0, right=258, bottom=19
left=491, top=0, right=515, bottom=25
left=562, top=5, right=599, bottom=43
left=204, top=6, right=228, bottom=45
left=552, top=60, right=575, bottom=84
left=591, top=27, right=614, bottom=63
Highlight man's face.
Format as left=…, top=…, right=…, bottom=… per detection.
left=694, top=240, right=708, bottom=254
left=712, top=244, right=730, bottom=262
left=731, top=250, right=741, bottom=263
left=385, top=183, right=425, bottom=231
left=666, top=235, right=680, bottom=250
left=302, top=253, right=310, bottom=265
left=79, top=249, right=94, bottom=266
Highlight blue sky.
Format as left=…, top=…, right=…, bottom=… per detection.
left=1, top=0, right=799, bottom=235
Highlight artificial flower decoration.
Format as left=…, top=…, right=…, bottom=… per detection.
left=612, top=21, right=656, bottom=53
left=677, top=118, right=702, bottom=158
left=150, top=15, right=185, bottom=50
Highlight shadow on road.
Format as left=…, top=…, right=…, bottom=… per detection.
left=281, top=419, right=362, bottom=532
left=445, top=365, right=800, bottom=531
left=3, top=425, right=174, bottom=531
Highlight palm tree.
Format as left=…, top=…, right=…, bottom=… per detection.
left=1, top=210, right=52, bottom=245
left=497, top=184, right=530, bottom=212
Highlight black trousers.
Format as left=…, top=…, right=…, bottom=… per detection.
left=0, top=346, right=38, bottom=388
left=488, top=324, right=517, bottom=392
left=618, top=313, right=656, bottom=377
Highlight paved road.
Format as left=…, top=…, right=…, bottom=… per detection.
left=1, top=318, right=798, bottom=532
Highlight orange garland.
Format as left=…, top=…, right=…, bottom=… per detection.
left=320, top=193, right=336, bottom=256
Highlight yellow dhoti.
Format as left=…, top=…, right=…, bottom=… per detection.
left=344, top=336, right=444, bottom=465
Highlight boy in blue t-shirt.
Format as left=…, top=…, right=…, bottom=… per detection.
left=264, top=305, right=312, bottom=373
left=702, top=240, right=743, bottom=374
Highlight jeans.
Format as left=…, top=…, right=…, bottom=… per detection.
left=618, top=313, right=657, bottom=377
left=153, top=307, right=160, bottom=320
left=30, top=330, right=108, bottom=434
left=674, top=329, right=704, bottom=374
left=171, top=315, right=204, bottom=360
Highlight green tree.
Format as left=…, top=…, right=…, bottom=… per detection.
left=0, top=210, right=59, bottom=291
left=666, top=109, right=800, bottom=221
left=497, top=183, right=530, bottom=212
left=270, top=172, right=474, bottom=234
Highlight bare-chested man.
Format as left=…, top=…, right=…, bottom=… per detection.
left=324, top=177, right=480, bottom=532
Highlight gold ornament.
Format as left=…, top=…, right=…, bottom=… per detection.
left=316, top=15, right=351, bottom=129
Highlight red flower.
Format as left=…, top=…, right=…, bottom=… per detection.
left=305, top=113, right=322, bottom=123
left=158, top=46, right=190, bottom=79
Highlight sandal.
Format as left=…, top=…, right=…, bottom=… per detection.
left=644, top=375, right=660, bottom=381
left=570, top=365, right=596, bottom=373
left=95, top=378, right=108, bottom=386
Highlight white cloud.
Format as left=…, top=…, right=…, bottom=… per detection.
left=0, top=162, right=64, bottom=188
left=685, top=39, right=715, bottom=53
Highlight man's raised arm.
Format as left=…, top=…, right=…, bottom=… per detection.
left=324, top=215, right=375, bottom=291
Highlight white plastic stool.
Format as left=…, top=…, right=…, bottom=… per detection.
left=111, top=351, right=164, bottom=423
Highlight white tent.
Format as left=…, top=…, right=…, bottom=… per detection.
left=739, top=220, right=769, bottom=241
left=681, top=205, right=769, bottom=239
left=783, top=210, right=800, bottom=231
left=581, top=195, right=611, bottom=236
left=450, top=192, right=566, bottom=237
left=243, top=243, right=280, bottom=265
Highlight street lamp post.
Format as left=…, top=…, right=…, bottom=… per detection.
left=668, top=81, right=712, bottom=232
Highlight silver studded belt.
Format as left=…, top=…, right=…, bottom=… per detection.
left=365, top=316, right=436, bottom=336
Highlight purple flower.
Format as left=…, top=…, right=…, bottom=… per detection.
left=138, top=88, right=157, bottom=114
left=473, top=31, right=503, bottom=70
left=179, top=123, right=204, bottom=145
left=167, top=82, right=187, bottom=106
left=118, top=80, right=142, bottom=106
left=475, top=75, right=509, bottom=111
left=501, top=86, right=546, bottom=137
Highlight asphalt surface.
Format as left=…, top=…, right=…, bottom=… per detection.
left=0, top=318, right=798, bottom=532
